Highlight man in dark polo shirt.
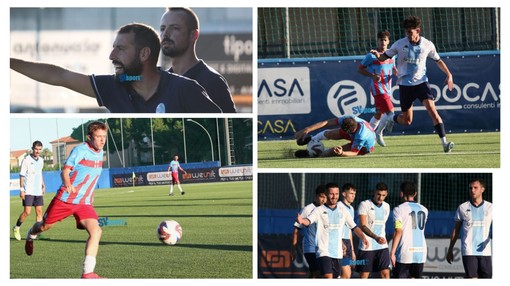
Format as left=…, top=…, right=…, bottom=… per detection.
left=160, top=7, right=236, bottom=113
left=11, top=23, right=222, bottom=113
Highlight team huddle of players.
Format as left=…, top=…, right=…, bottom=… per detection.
left=292, top=179, right=492, bottom=279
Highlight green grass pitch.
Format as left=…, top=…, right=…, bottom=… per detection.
left=10, top=181, right=252, bottom=278
left=258, top=132, right=500, bottom=168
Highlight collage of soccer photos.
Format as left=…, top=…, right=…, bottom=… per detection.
left=5, top=4, right=501, bottom=284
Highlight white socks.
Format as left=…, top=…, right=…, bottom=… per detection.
left=312, top=130, right=328, bottom=141
left=369, top=116, right=380, bottom=130
left=83, top=255, right=96, bottom=274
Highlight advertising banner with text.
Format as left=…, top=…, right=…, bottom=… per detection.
left=258, top=52, right=500, bottom=140
left=111, top=166, right=253, bottom=187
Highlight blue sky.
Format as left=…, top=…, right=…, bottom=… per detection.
left=10, top=118, right=99, bottom=151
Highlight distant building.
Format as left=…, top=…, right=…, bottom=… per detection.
left=10, top=149, right=29, bottom=169
left=50, top=136, right=81, bottom=168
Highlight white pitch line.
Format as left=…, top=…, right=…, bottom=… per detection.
left=367, top=151, right=500, bottom=158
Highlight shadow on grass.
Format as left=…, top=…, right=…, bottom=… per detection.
left=19, top=237, right=252, bottom=252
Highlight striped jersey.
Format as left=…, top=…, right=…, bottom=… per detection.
left=360, top=52, right=395, bottom=96
left=55, top=142, right=104, bottom=205
left=336, top=116, right=375, bottom=153
left=19, top=155, right=44, bottom=196
left=169, top=160, right=181, bottom=173
left=357, top=199, right=390, bottom=251
left=306, top=203, right=358, bottom=259
left=455, top=200, right=492, bottom=256
left=294, top=202, right=320, bottom=254
left=340, top=201, right=355, bottom=240
left=393, top=201, right=429, bottom=263
left=384, top=36, right=440, bottom=86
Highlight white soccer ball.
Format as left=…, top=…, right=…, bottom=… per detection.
left=307, top=139, right=324, bottom=157
left=157, top=220, right=183, bottom=245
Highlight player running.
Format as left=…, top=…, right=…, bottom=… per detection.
left=358, top=30, right=397, bottom=147
left=370, top=15, right=454, bottom=153
left=168, top=154, right=187, bottom=196
left=24, top=121, right=107, bottom=279
left=293, top=115, right=375, bottom=158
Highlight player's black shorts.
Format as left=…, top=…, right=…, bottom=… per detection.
left=462, top=255, right=492, bottom=278
left=341, top=239, right=354, bottom=267
left=23, top=195, right=44, bottom=207
left=304, top=253, right=320, bottom=273
left=399, top=82, right=435, bottom=112
left=318, top=256, right=342, bottom=278
left=356, top=248, right=390, bottom=273
left=392, top=262, right=424, bottom=278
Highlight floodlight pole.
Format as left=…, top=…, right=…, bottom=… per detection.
left=186, top=119, right=214, bottom=162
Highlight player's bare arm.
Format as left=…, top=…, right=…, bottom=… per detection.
left=10, top=58, right=96, bottom=98
left=353, top=226, right=369, bottom=248
left=370, top=50, right=389, bottom=61
left=61, top=167, right=76, bottom=193
left=321, top=145, right=358, bottom=157
left=296, top=213, right=310, bottom=227
left=435, top=59, right=454, bottom=91
left=358, top=65, right=381, bottom=82
left=390, top=227, right=403, bottom=267
left=291, top=227, right=299, bottom=261
left=446, top=221, right=461, bottom=264
left=19, top=176, right=25, bottom=199
left=359, top=215, right=386, bottom=244
left=294, top=118, right=337, bottom=140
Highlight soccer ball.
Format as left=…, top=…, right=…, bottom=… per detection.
left=157, top=220, right=183, bottom=245
left=307, top=139, right=324, bottom=157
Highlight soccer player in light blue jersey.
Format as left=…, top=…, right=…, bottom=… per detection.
left=13, top=141, right=46, bottom=241
left=296, top=183, right=368, bottom=278
left=390, top=181, right=428, bottom=278
left=291, top=184, right=327, bottom=278
left=358, top=30, right=397, bottom=147
left=447, top=178, right=492, bottom=278
left=370, top=16, right=454, bottom=153
left=24, top=121, right=107, bottom=279
left=294, top=116, right=376, bottom=158
left=357, top=182, right=391, bottom=278
left=339, top=183, right=357, bottom=278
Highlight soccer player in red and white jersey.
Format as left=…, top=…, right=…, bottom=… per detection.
left=294, top=116, right=376, bottom=158
left=168, top=154, right=187, bottom=195
left=24, top=121, right=107, bottom=279
left=358, top=30, right=397, bottom=147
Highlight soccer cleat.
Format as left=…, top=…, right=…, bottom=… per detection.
left=384, top=120, right=394, bottom=135
left=376, top=133, right=386, bottom=147
left=296, top=135, right=312, bottom=146
left=13, top=226, right=21, bottom=241
left=444, top=141, right=454, bottom=153
left=169, top=193, right=174, bottom=196
left=294, top=150, right=310, bottom=158
left=25, top=240, right=33, bottom=256
left=181, top=192, right=185, bottom=195
left=25, top=228, right=34, bottom=256
left=81, top=272, right=105, bottom=279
